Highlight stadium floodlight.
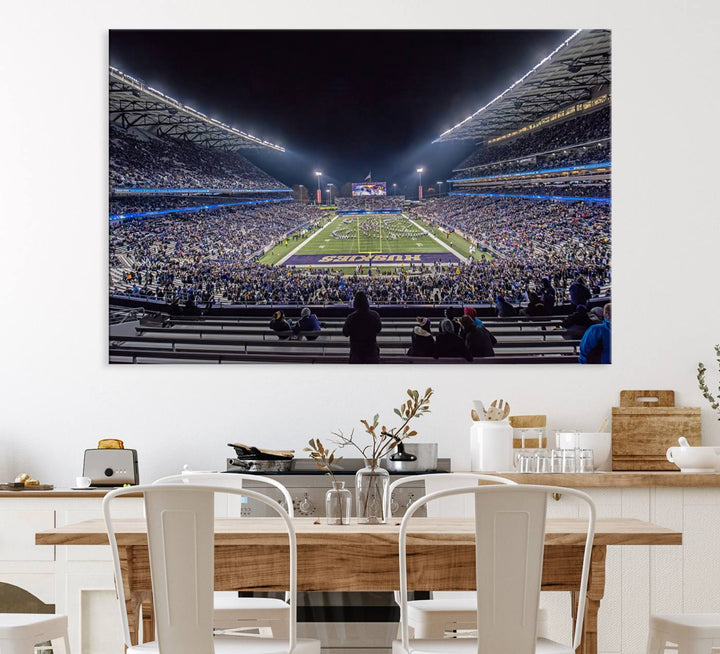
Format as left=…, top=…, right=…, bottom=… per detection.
left=417, top=168, right=424, bottom=200
left=314, top=171, right=323, bottom=204
left=437, top=181, right=443, bottom=196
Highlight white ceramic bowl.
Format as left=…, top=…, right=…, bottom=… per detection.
left=666, top=446, right=720, bottom=472
left=555, top=432, right=612, bottom=471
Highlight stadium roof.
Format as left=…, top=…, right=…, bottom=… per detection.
left=433, top=29, right=611, bottom=144
left=109, top=67, right=285, bottom=152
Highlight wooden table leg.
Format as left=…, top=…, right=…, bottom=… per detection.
left=572, top=545, right=606, bottom=654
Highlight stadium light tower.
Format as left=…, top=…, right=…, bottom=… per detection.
left=437, top=181, right=443, bottom=196
left=392, top=183, right=397, bottom=195
left=417, top=168, right=424, bottom=200
left=315, top=171, right=323, bottom=205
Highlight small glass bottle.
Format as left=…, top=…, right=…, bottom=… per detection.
left=325, top=480, right=352, bottom=525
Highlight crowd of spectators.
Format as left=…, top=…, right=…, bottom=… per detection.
left=455, top=181, right=610, bottom=199
left=110, top=194, right=609, bottom=309
left=109, top=124, right=288, bottom=191
left=453, top=141, right=610, bottom=180
left=455, top=105, right=610, bottom=172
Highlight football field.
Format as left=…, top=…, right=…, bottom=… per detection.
left=278, top=213, right=465, bottom=267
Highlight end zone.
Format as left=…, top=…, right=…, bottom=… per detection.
left=281, top=252, right=463, bottom=267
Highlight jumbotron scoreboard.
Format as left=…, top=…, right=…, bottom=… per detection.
left=352, top=182, right=387, bottom=196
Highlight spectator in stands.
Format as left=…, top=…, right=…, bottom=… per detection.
left=579, top=303, right=612, bottom=364
left=460, top=315, right=496, bottom=358
left=589, top=306, right=605, bottom=323
left=294, top=307, right=322, bottom=341
left=521, top=291, right=545, bottom=316
left=561, top=304, right=593, bottom=341
left=495, top=295, right=517, bottom=318
left=444, top=307, right=464, bottom=336
left=463, top=306, right=484, bottom=327
left=407, top=317, right=435, bottom=358
left=569, top=276, right=592, bottom=308
left=269, top=310, right=293, bottom=339
left=434, top=318, right=472, bottom=361
left=342, top=291, right=382, bottom=364
left=541, top=278, right=556, bottom=314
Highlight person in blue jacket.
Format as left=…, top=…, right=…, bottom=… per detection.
left=579, top=303, right=611, bottom=364
left=293, top=307, right=322, bottom=341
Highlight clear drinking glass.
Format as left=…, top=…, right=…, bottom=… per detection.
left=551, top=449, right=563, bottom=473
left=518, top=451, right=536, bottom=473
left=325, top=481, right=352, bottom=525
left=578, top=449, right=595, bottom=473
left=536, top=450, right=551, bottom=473
left=561, top=449, right=577, bottom=473
left=515, top=448, right=531, bottom=471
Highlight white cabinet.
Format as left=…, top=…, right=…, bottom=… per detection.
left=0, top=494, right=142, bottom=654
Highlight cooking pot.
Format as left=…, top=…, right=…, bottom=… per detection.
left=384, top=442, right=438, bottom=472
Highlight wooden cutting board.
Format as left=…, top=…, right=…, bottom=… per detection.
left=611, top=390, right=701, bottom=470
left=0, top=484, right=54, bottom=491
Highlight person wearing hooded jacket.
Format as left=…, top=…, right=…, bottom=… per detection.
left=579, top=303, right=612, bottom=364
left=342, top=291, right=382, bottom=363
left=293, top=307, right=322, bottom=341
left=460, top=315, right=496, bottom=358
left=406, top=317, right=435, bottom=357
left=434, top=318, right=472, bottom=361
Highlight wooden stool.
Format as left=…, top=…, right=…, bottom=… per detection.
left=0, top=614, right=69, bottom=654
left=647, top=614, right=720, bottom=653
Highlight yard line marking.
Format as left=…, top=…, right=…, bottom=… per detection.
left=277, top=215, right=339, bottom=265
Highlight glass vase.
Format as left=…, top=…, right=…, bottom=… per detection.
left=355, top=465, right=390, bottom=524
left=325, top=481, right=352, bottom=525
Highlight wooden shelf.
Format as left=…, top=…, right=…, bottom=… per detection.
left=458, top=471, right=720, bottom=487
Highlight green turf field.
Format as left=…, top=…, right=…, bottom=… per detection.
left=297, top=213, right=445, bottom=255
left=257, top=212, right=487, bottom=268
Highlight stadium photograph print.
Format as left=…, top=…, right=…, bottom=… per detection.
left=108, top=29, right=611, bottom=365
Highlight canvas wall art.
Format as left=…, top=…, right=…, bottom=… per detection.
left=108, top=29, right=611, bottom=364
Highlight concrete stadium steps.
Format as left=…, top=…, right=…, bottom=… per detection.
left=108, top=315, right=581, bottom=364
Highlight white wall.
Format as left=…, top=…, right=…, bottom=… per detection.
left=0, top=0, right=718, bottom=486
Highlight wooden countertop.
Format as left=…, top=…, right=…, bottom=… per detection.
left=3, top=471, right=720, bottom=497
left=0, top=488, right=139, bottom=498
left=459, top=471, right=720, bottom=487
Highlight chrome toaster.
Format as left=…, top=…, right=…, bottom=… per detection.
left=82, top=449, right=139, bottom=486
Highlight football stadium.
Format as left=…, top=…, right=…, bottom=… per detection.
left=109, top=29, right=611, bottom=364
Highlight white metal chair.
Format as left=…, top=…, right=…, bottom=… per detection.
left=387, top=473, right=519, bottom=638
left=103, top=483, right=320, bottom=654
left=393, top=484, right=596, bottom=654
left=0, top=614, right=70, bottom=654
left=153, top=472, right=292, bottom=637
left=647, top=614, right=720, bottom=653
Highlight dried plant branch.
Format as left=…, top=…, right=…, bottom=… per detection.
left=697, top=345, right=720, bottom=420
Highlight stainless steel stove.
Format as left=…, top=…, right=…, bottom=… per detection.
left=224, top=457, right=451, bottom=654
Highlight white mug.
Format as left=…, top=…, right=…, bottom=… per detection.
left=75, top=476, right=92, bottom=488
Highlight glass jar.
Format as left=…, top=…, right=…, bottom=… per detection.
left=325, top=481, right=352, bottom=525
left=355, top=465, right=390, bottom=524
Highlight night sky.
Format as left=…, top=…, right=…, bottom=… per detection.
left=110, top=30, right=573, bottom=195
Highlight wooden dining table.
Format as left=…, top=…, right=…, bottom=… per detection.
left=36, top=516, right=681, bottom=654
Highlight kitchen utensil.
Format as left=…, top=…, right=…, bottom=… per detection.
left=471, top=409, right=481, bottom=421
left=597, top=417, right=609, bottom=433
left=486, top=399, right=510, bottom=421
left=472, top=400, right=486, bottom=418
left=611, top=390, right=701, bottom=470
left=666, top=446, right=720, bottom=472
left=469, top=421, right=513, bottom=471
left=227, top=443, right=294, bottom=460
left=390, top=443, right=417, bottom=462
left=227, top=458, right=293, bottom=472
left=384, top=443, right=438, bottom=472
left=83, top=448, right=139, bottom=486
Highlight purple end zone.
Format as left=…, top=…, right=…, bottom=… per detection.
left=282, top=252, right=462, bottom=266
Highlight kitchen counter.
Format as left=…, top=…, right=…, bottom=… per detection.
left=457, top=471, right=720, bottom=487
left=3, top=472, right=720, bottom=496
left=0, top=488, right=139, bottom=498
